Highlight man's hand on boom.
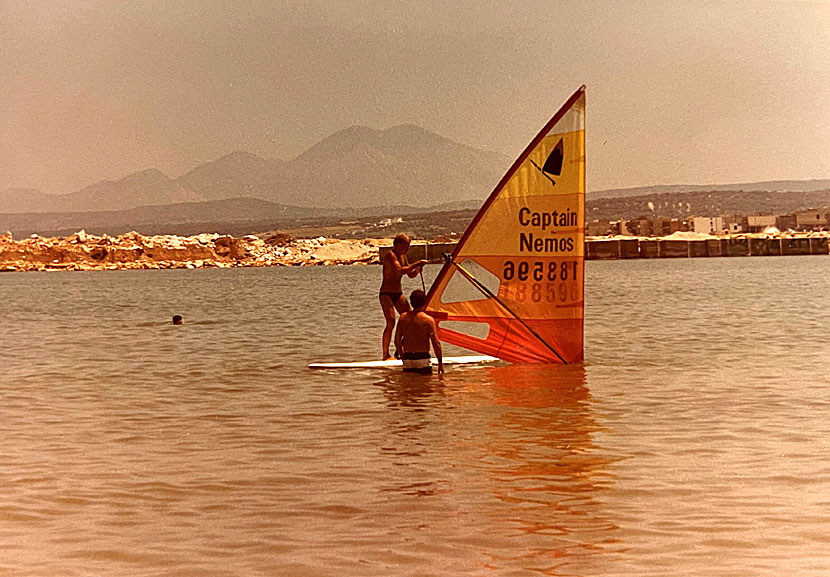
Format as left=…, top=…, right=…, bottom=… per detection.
left=406, top=259, right=427, bottom=278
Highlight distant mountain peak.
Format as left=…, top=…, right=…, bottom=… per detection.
left=382, top=123, right=432, bottom=137
left=310, top=123, right=445, bottom=149
left=216, top=150, right=266, bottom=163
left=294, top=125, right=380, bottom=164
left=295, top=123, right=470, bottom=167
left=333, top=124, right=378, bottom=138
left=311, top=124, right=378, bottom=147
left=121, top=168, right=171, bottom=182
left=82, top=168, right=171, bottom=190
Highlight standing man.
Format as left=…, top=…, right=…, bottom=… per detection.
left=379, top=233, right=427, bottom=360
left=394, top=289, right=443, bottom=374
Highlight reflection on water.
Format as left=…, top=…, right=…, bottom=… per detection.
left=375, top=372, right=448, bottom=409
left=461, top=365, right=619, bottom=575
left=373, top=363, right=620, bottom=575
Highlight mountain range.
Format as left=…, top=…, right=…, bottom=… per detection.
left=1, top=124, right=508, bottom=214
left=1, top=122, right=828, bottom=237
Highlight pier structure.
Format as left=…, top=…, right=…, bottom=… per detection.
left=382, top=234, right=830, bottom=263
left=585, top=234, right=828, bottom=260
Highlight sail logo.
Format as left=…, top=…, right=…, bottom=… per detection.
left=529, top=138, right=564, bottom=187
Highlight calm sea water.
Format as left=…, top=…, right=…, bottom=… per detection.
left=2, top=256, right=830, bottom=576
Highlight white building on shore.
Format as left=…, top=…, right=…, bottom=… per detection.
left=692, top=216, right=725, bottom=235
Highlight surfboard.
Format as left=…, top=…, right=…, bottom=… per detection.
left=308, top=355, right=499, bottom=369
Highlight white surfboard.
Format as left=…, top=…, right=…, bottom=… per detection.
left=308, top=355, right=499, bottom=369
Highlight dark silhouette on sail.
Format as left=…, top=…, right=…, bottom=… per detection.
left=530, top=138, right=564, bottom=187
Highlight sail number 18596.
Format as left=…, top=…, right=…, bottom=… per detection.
left=501, top=259, right=580, bottom=304
left=502, top=259, right=578, bottom=282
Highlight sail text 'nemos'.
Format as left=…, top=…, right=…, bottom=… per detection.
left=519, top=232, right=576, bottom=253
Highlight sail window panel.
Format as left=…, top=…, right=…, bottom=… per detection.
left=439, top=258, right=500, bottom=304
left=441, top=320, right=491, bottom=340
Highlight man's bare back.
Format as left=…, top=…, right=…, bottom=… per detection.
left=394, top=289, right=443, bottom=374
left=396, top=310, right=435, bottom=352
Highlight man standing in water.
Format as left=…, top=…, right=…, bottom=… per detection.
left=379, top=233, right=427, bottom=360
left=394, top=289, right=443, bottom=374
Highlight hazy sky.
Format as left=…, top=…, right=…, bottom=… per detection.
left=2, top=0, right=828, bottom=194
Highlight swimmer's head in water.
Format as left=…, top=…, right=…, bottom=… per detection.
left=172, top=315, right=183, bottom=325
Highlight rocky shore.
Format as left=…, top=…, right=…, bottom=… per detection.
left=0, top=230, right=383, bottom=272
left=4, top=228, right=829, bottom=273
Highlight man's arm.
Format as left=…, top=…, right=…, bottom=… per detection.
left=386, top=252, right=426, bottom=277
left=428, top=318, right=443, bottom=374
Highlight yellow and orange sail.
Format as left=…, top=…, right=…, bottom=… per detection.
left=425, top=86, right=585, bottom=364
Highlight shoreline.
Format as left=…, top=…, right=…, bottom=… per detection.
left=0, top=231, right=385, bottom=272
left=2, top=230, right=829, bottom=273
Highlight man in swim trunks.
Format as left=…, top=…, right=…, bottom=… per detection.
left=394, top=289, right=443, bottom=374
left=380, top=233, right=427, bottom=360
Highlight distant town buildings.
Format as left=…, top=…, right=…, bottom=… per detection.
left=586, top=207, right=830, bottom=237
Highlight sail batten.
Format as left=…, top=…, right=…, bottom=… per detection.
left=425, top=86, right=585, bottom=364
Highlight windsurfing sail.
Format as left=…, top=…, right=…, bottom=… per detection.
left=424, top=86, right=585, bottom=364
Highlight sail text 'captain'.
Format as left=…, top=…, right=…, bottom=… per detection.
left=518, top=207, right=578, bottom=230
